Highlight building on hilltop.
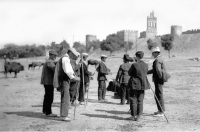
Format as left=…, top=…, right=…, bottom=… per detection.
left=140, top=11, right=157, bottom=39
left=171, top=25, right=182, bottom=37
left=117, top=30, right=138, bottom=43
left=86, top=35, right=97, bottom=49
left=182, top=29, right=200, bottom=34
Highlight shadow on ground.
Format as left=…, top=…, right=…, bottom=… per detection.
left=82, top=113, right=125, bottom=120
left=5, top=111, right=63, bottom=122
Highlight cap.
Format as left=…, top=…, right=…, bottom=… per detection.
left=135, top=51, right=144, bottom=59
left=151, top=47, right=160, bottom=53
left=49, top=50, right=58, bottom=56
left=100, top=55, right=107, bottom=58
left=82, top=53, right=89, bottom=56
left=123, top=54, right=129, bottom=60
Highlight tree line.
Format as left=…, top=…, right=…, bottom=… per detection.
left=0, top=33, right=174, bottom=59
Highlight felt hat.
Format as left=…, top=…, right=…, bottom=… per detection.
left=49, top=50, right=58, bottom=56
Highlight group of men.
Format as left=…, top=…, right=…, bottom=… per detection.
left=40, top=48, right=111, bottom=121
left=40, top=46, right=167, bottom=122
left=115, top=47, right=166, bottom=121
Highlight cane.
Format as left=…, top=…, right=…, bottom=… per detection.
left=81, top=53, right=86, bottom=107
left=73, top=81, right=80, bottom=120
left=147, top=80, right=169, bottom=123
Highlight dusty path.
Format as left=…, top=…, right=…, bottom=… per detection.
left=0, top=57, right=200, bottom=131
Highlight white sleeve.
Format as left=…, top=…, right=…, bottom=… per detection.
left=62, top=57, right=75, bottom=79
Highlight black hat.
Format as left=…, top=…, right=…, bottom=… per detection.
left=135, top=51, right=144, bottom=59
left=49, top=50, right=58, bottom=56
left=123, top=54, right=130, bottom=60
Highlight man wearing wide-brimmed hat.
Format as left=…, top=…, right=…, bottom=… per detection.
left=53, top=48, right=80, bottom=121
left=148, top=46, right=166, bottom=117
left=96, top=54, right=111, bottom=101
left=41, top=50, right=58, bottom=117
left=116, top=54, right=132, bottom=105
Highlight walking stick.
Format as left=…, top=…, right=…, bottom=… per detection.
left=147, top=79, right=169, bottom=123
left=73, top=81, right=79, bottom=120
left=81, top=53, right=86, bottom=107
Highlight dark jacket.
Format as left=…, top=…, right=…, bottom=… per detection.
left=128, top=60, right=149, bottom=90
left=148, top=56, right=165, bottom=84
left=41, top=59, right=56, bottom=85
left=80, top=62, right=92, bottom=83
left=97, top=61, right=109, bottom=81
left=116, top=62, right=132, bottom=84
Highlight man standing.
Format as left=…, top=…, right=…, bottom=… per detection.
left=128, top=51, right=149, bottom=121
left=148, top=47, right=166, bottom=117
left=116, top=54, right=132, bottom=105
left=79, top=53, right=93, bottom=105
left=53, top=48, right=80, bottom=121
left=97, top=55, right=111, bottom=101
left=41, top=50, right=58, bottom=117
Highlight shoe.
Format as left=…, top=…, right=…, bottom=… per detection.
left=153, top=113, right=164, bottom=117
left=135, top=115, right=140, bottom=121
left=154, top=111, right=162, bottom=115
left=79, top=102, right=85, bottom=105
left=126, top=116, right=136, bottom=121
left=61, top=116, right=71, bottom=121
left=46, top=114, right=57, bottom=117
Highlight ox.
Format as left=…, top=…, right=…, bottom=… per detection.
left=4, top=62, right=24, bottom=78
left=28, top=62, right=44, bottom=70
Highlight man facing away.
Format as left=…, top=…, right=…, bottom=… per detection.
left=96, top=55, right=111, bottom=102
left=41, top=50, right=58, bottom=117
left=127, top=51, right=149, bottom=121
left=148, top=47, right=166, bottom=117
left=115, top=54, right=132, bottom=105
left=53, top=48, right=80, bottom=121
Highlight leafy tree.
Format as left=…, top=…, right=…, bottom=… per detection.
left=73, top=41, right=86, bottom=53
left=161, top=34, right=174, bottom=58
left=87, top=40, right=101, bottom=52
left=147, top=39, right=158, bottom=50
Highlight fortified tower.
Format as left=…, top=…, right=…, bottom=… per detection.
left=86, top=35, right=97, bottom=49
left=171, top=25, right=182, bottom=37
left=146, top=11, right=157, bottom=39
left=117, top=30, right=138, bottom=43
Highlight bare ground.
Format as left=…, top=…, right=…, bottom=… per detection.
left=0, top=56, right=200, bottom=131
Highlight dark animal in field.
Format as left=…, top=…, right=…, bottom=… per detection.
left=107, top=79, right=121, bottom=97
left=4, top=62, right=24, bottom=78
left=28, top=62, right=44, bottom=70
left=87, top=59, right=100, bottom=68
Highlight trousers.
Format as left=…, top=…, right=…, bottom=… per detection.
left=154, top=82, right=165, bottom=112
left=60, top=80, right=70, bottom=117
left=130, top=89, right=145, bottom=116
left=43, top=85, right=54, bottom=115
left=120, top=83, right=128, bottom=104
left=98, top=80, right=106, bottom=100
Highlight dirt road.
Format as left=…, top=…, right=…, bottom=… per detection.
left=0, top=56, right=200, bottom=131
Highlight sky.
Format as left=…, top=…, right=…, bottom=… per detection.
left=0, top=0, right=200, bottom=48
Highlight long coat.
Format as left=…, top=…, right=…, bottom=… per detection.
left=128, top=60, right=149, bottom=90
left=41, top=59, right=56, bottom=85
left=97, top=61, right=109, bottom=81
left=116, top=62, right=132, bottom=84
left=80, top=62, right=92, bottom=83
left=148, top=56, right=166, bottom=84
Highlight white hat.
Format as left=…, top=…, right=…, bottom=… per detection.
left=151, top=47, right=160, bottom=53
left=68, top=48, right=80, bottom=57
left=101, top=55, right=107, bottom=58
left=82, top=53, right=89, bottom=56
